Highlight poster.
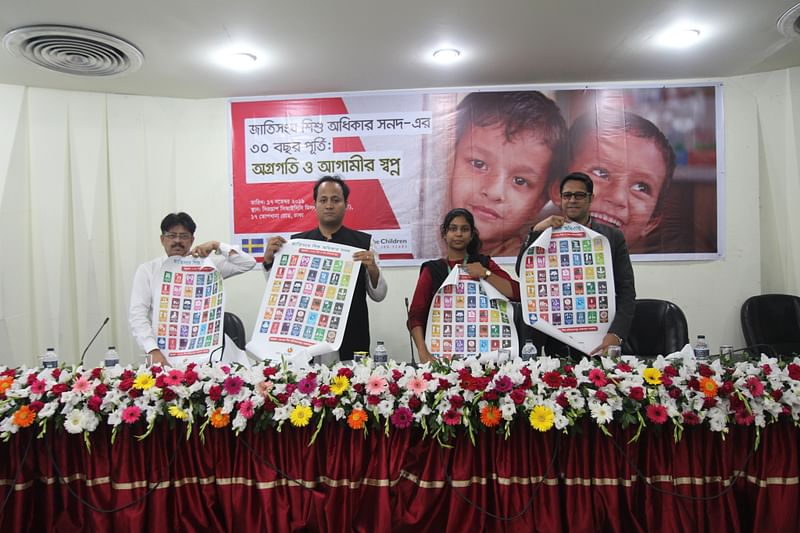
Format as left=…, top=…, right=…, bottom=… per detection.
left=153, top=257, right=225, bottom=366
left=247, top=239, right=361, bottom=361
left=519, top=223, right=615, bottom=353
left=425, top=267, right=518, bottom=360
left=230, top=85, right=722, bottom=264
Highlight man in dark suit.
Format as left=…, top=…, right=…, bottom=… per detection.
left=261, top=175, right=387, bottom=361
left=516, top=172, right=636, bottom=356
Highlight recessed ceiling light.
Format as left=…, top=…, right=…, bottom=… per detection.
left=661, top=28, right=701, bottom=48
left=225, top=52, right=258, bottom=70
left=432, top=48, right=461, bottom=63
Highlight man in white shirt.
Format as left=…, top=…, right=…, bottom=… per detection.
left=129, top=212, right=256, bottom=365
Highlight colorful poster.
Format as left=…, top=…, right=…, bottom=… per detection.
left=247, top=239, right=361, bottom=361
left=230, top=85, right=722, bottom=264
left=425, top=267, right=518, bottom=360
left=520, top=223, right=615, bottom=353
left=153, top=257, right=225, bottom=366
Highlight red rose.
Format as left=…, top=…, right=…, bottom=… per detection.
left=449, top=395, right=465, bottom=408
left=121, top=369, right=135, bottom=380
left=510, top=388, right=526, bottom=405
left=663, top=365, right=678, bottom=378
left=703, top=397, right=718, bottom=409
left=408, top=396, right=422, bottom=410
left=155, top=375, right=167, bottom=388
left=595, top=390, right=608, bottom=402
left=668, top=387, right=682, bottom=399
left=628, top=387, right=644, bottom=400
left=438, top=378, right=452, bottom=391
left=118, top=378, right=134, bottom=392
left=771, top=389, right=783, bottom=401
left=392, top=369, right=403, bottom=381
left=128, top=388, right=142, bottom=398
left=337, top=367, right=354, bottom=379
left=762, top=364, right=772, bottom=376
left=87, top=395, right=103, bottom=412
left=661, top=376, right=673, bottom=387
left=183, top=370, right=199, bottom=385
left=285, top=383, right=297, bottom=395
left=483, top=390, right=498, bottom=401
left=318, top=384, right=331, bottom=395
left=276, top=392, right=290, bottom=404
left=389, top=382, right=401, bottom=397
left=324, top=396, right=338, bottom=408
left=151, top=365, right=164, bottom=375
left=682, top=411, right=701, bottom=425
left=51, top=368, right=62, bottom=380
left=353, top=383, right=365, bottom=394
left=698, top=365, right=714, bottom=378
left=719, top=381, right=734, bottom=397
left=208, top=385, right=223, bottom=401
left=787, top=364, right=800, bottom=380
left=29, top=400, right=44, bottom=413
left=263, top=366, right=278, bottom=378
left=94, top=383, right=108, bottom=397
left=616, top=362, right=632, bottom=373
left=687, top=378, right=700, bottom=391
left=562, top=376, right=578, bottom=388
left=367, top=394, right=381, bottom=406
left=91, top=368, right=103, bottom=380
left=556, top=393, right=569, bottom=408
left=51, top=383, right=69, bottom=395
left=162, top=387, right=177, bottom=402
left=311, top=398, right=324, bottom=409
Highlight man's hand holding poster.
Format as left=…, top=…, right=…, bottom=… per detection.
left=520, top=223, right=616, bottom=354
left=248, top=239, right=361, bottom=362
left=425, top=266, right=518, bottom=360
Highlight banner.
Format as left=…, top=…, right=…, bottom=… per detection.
left=247, top=239, right=361, bottom=361
left=154, top=257, right=225, bottom=366
left=425, top=267, right=518, bottom=360
left=230, top=85, right=722, bottom=264
left=520, top=223, right=615, bottom=353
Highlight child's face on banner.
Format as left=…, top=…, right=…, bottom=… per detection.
left=450, top=124, right=552, bottom=252
left=564, top=132, right=667, bottom=245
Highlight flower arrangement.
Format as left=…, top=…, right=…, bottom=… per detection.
left=2, top=347, right=799, bottom=449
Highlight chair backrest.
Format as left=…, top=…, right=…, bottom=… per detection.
left=224, top=312, right=247, bottom=351
left=740, top=294, right=800, bottom=356
left=624, top=298, right=689, bottom=357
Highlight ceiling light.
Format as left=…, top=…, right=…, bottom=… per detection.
left=225, top=52, right=258, bottom=70
left=661, top=28, right=701, bottom=48
left=777, top=2, right=800, bottom=39
left=432, top=48, right=461, bottom=63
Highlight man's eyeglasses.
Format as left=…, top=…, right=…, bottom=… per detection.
left=163, top=232, right=193, bottom=241
left=560, top=192, right=591, bottom=201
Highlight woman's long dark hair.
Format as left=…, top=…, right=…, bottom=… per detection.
left=440, top=208, right=482, bottom=257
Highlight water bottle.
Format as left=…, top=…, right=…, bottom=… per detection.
left=693, top=335, right=710, bottom=362
left=41, top=347, right=59, bottom=369
left=373, top=341, right=389, bottom=365
left=104, top=346, right=120, bottom=367
left=520, top=339, right=538, bottom=361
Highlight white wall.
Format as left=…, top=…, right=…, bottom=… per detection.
left=1, top=69, right=798, bottom=367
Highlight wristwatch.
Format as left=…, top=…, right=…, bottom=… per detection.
left=610, top=333, right=623, bottom=345
left=484, top=269, right=492, bottom=279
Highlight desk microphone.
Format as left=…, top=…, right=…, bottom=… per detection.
left=79, top=317, right=110, bottom=367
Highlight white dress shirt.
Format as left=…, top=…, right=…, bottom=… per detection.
left=129, top=243, right=256, bottom=354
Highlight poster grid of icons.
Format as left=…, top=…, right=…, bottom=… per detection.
left=155, top=261, right=224, bottom=357
left=427, top=271, right=515, bottom=360
left=523, top=232, right=610, bottom=332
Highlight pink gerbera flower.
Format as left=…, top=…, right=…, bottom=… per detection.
left=238, top=399, right=255, bottom=419
left=390, top=407, right=414, bottom=429
left=122, top=405, right=141, bottom=424
left=256, top=380, right=274, bottom=398
left=72, top=376, right=92, bottom=394
left=223, top=376, right=245, bottom=396
left=164, top=369, right=184, bottom=387
left=406, top=376, right=429, bottom=397
left=365, top=376, right=388, bottom=395
left=745, top=376, right=764, bottom=398
left=443, top=409, right=461, bottom=426
left=297, top=376, right=317, bottom=395
left=588, top=369, right=608, bottom=387
left=493, top=376, right=513, bottom=393
left=30, top=379, right=47, bottom=395
left=646, top=404, right=668, bottom=424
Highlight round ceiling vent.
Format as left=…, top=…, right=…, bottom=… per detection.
left=777, top=2, right=800, bottom=39
left=2, top=25, right=144, bottom=77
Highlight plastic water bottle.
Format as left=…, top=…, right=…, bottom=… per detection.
left=104, top=346, right=120, bottom=367
left=693, top=335, right=710, bottom=362
left=520, top=339, right=538, bottom=361
left=41, top=347, right=59, bottom=369
left=373, top=341, right=389, bottom=365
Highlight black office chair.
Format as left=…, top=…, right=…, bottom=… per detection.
left=623, top=298, right=689, bottom=357
left=740, top=294, right=800, bottom=357
left=223, top=312, right=247, bottom=350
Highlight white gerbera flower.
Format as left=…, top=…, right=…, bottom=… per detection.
left=64, top=409, right=84, bottom=434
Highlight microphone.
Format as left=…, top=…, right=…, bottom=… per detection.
left=404, top=297, right=417, bottom=365
left=80, top=317, right=110, bottom=367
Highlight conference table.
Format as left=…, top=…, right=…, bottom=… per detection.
left=1, top=356, right=799, bottom=532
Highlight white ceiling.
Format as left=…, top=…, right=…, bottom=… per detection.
left=1, top=0, right=799, bottom=99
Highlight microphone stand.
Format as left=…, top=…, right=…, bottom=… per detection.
left=404, top=298, right=416, bottom=365
left=79, top=317, right=110, bottom=367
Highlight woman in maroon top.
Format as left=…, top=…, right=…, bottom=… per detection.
left=407, top=208, right=520, bottom=363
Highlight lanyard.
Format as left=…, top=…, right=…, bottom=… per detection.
left=445, top=256, right=468, bottom=274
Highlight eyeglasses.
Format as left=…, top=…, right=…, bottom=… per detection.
left=560, top=192, right=591, bottom=201
left=163, top=232, right=193, bottom=241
